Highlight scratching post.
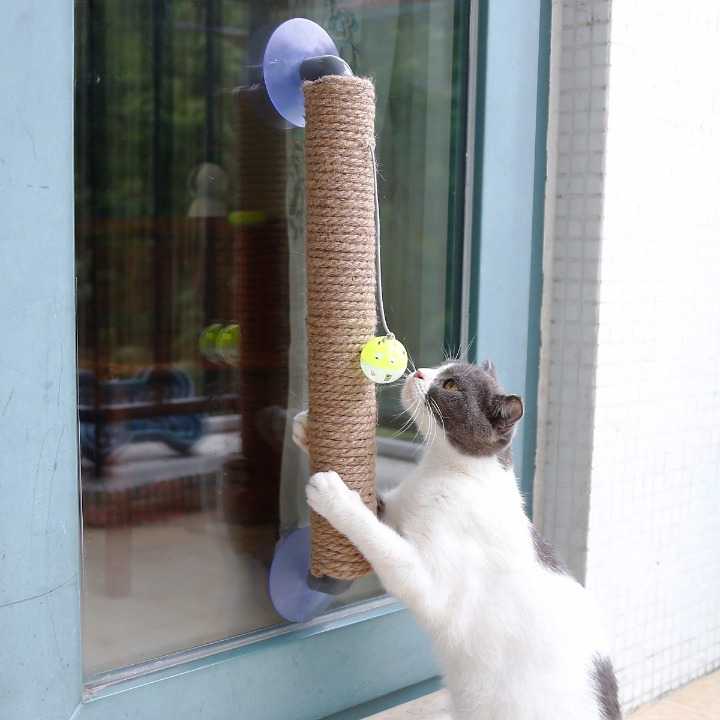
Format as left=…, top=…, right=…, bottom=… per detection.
left=304, top=76, right=378, bottom=580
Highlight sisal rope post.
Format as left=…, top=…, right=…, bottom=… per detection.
left=304, top=76, right=378, bottom=580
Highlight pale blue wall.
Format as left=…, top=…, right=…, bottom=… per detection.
left=0, top=3, right=83, bottom=719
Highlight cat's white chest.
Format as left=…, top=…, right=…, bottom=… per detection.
left=388, top=459, right=528, bottom=559
left=385, top=459, right=534, bottom=614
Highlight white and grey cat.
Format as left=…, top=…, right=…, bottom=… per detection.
left=295, top=361, right=620, bottom=720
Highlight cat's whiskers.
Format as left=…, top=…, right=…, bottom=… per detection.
left=442, top=339, right=476, bottom=364
left=407, top=385, right=431, bottom=433
left=425, top=396, right=444, bottom=448
left=429, top=396, right=444, bottom=432
left=459, top=336, right=476, bottom=361
left=407, top=395, right=425, bottom=433
left=391, top=394, right=422, bottom=439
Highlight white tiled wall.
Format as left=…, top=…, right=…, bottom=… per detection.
left=537, top=0, right=720, bottom=711
left=535, top=0, right=610, bottom=581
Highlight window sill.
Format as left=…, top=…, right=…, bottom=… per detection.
left=365, top=690, right=450, bottom=720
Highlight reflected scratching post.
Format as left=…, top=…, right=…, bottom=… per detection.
left=228, top=86, right=289, bottom=527
left=304, top=76, right=378, bottom=580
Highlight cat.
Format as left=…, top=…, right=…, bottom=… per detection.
left=295, top=360, right=621, bottom=720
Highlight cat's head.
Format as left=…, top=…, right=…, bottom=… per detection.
left=401, top=360, right=523, bottom=459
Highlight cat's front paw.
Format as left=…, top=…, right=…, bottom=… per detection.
left=292, top=410, right=309, bottom=453
left=306, top=471, right=361, bottom=527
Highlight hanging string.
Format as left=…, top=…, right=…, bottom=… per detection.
left=370, top=144, right=392, bottom=338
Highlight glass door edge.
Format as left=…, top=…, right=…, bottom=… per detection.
left=83, top=596, right=403, bottom=699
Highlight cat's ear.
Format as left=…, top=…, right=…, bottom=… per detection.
left=481, top=359, right=496, bottom=378
left=491, top=395, right=523, bottom=430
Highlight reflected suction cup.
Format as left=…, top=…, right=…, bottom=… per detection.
left=262, top=18, right=351, bottom=128
left=269, top=527, right=352, bottom=622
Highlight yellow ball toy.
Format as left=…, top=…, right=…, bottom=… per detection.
left=360, top=335, right=408, bottom=384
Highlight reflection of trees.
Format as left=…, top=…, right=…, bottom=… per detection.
left=74, top=0, right=467, bottom=406
left=75, top=1, right=250, bottom=385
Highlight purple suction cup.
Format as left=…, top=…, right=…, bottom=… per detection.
left=269, top=527, right=333, bottom=622
left=262, top=18, right=341, bottom=128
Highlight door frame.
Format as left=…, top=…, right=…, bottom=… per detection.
left=468, top=0, right=550, bottom=512
left=0, top=2, right=549, bottom=719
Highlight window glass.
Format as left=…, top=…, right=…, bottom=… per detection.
left=75, top=0, right=468, bottom=676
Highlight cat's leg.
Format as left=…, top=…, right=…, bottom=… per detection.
left=307, top=471, right=442, bottom=618
left=294, top=413, right=393, bottom=523
left=377, top=486, right=402, bottom=529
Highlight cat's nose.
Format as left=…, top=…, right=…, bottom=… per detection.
left=414, top=370, right=425, bottom=380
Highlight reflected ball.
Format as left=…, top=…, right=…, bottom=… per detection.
left=198, top=323, right=223, bottom=363
left=216, top=324, right=241, bottom=366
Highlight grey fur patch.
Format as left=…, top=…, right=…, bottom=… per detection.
left=497, top=445, right=513, bottom=469
left=592, top=655, right=621, bottom=720
left=425, top=362, right=523, bottom=459
left=531, top=526, right=567, bottom=573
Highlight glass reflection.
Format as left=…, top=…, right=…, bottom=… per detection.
left=76, top=0, right=467, bottom=676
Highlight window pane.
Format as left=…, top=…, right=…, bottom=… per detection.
left=75, top=0, right=468, bottom=676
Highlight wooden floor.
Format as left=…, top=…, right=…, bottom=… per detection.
left=367, top=669, right=720, bottom=719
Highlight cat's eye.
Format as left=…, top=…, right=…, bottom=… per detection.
left=442, top=378, right=458, bottom=390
